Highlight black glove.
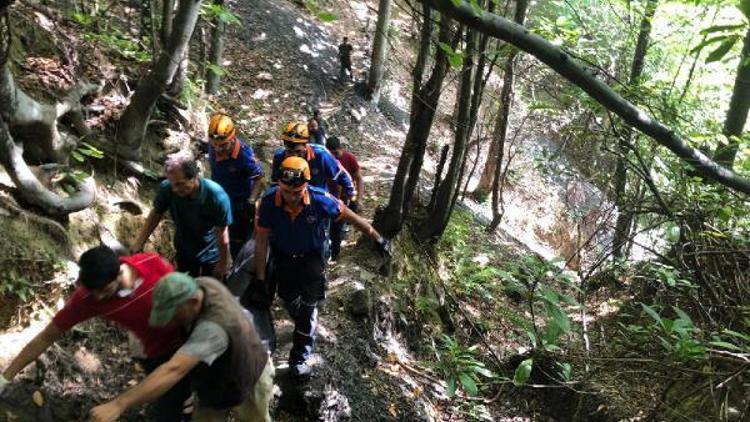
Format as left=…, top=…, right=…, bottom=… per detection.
left=246, top=277, right=273, bottom=309
left=348, top=199, right=359, bottom=214
left=375, top=238, right=392, bottom=259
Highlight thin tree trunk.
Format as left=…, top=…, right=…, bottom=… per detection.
left=366, top=0, right=393, bottom=104
left=419, top=27, right=478, bottom=240
left=205, top=0, right=226, bottom=95
left=373, top=12, right=453, bottom=238
left=612, top=0, right=658, bottom=259
left=713, top=27, right=750, bottom=167
left=161, top=0, right=175, bottom=47
left=117, top=0, right=203, bottom=160
left=429, top=144, right=450, bottom=211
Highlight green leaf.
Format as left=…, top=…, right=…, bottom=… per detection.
left=71, top=151, right=85, bottom=162
left=458, top=373, right=478, bottom=395
left=666, top=225, right=681, bottom=243
left=699, top=24, right=746, bottom=35
left=450, top=0, right=463, bottom=7
left=318, top=11, right=337, bottom=22
left=723, top=329, right=750, bottom=342
left=446, top=375, right=457, bottom=397
left=672, top=306, right=693, bottom=326
left=206, top=63, right=226, bottom=76
left=641, top=303, right=663, bottom=327
left=526, top=330, right=538, bottom=348
left=691, top=35, right=730, bottom=54
left=438, top=42, right=464, bottom=68
left=738, top=0, right=750, bottom=21
left=557, top=362, right=572, bottom=381
left=709, top=341, right=745, bottom=352
left=706, top=36, right=739, bottom=63
left=513, top=358, right=533, bottom=386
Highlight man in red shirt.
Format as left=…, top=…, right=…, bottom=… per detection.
left=326, top=136, right=364, bottom=261
left=0, top=246, right=189, bottom=421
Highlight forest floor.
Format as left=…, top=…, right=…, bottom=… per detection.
left=0, top=0, right=659, bottom=421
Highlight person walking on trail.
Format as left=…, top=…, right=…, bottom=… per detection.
left=271, top=121, right=356, bottom=202
left=326, top=136, right=364, bottom=261
left=89, top=273, right=274, bottom=422
left=207, top=113, right=266, bottom=258
left=253, top=157, right=391, bottom=378
left=338, top=37, right=353, bottom=81
left=0, top=246, right=190, bottom=421
left=308, top=117, right=326, bottom=146
left=131, top=155, right=233, bottom=280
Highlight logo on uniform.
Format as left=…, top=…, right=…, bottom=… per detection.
left=307, top=215, right=317, bottom=224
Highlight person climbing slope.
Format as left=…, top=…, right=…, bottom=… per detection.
left=253, top=157, right=391, bottom=378
left=207, top=113, right=266, bottom=258
left=0, top=246, right=190, bottom=421
left=326, top=135, right=364, bottom=261
left=89, top=273, right=274, bottom=422
left=131, top=155, right=232, bottom=280
left=270, top=121, right=356, bottom=203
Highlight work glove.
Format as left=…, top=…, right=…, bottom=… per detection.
left=375, top=238, right=392, bottom=259
left=0, top=374, right=10, bottom=395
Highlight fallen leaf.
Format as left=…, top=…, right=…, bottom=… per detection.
left=388, top=403, right=398, bottom=417
left=32, top=390, right=44, bottom=407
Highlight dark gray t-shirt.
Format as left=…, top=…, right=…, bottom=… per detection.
left=177, top=320, right=229, bottom=365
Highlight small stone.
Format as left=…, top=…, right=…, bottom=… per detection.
left=32, top=390, right=44, bottom=407
left=350, top=109, right=362, bottom=122
left=256, top=72, right=273, bottom=81
left=348, top=282, right=371, bottom=317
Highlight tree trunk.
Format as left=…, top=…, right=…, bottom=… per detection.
left=116, top=0, right=203, bottom=160
left=419, top=27, right=478, bottom=240
left=366, top=0, right=392, bottom=104
left=373, top=12, right=453, bottom=238
left=205, top=0, right=226, bottom=95
left=428, top=144, right=450, bottom=211
left=713, top=27, right=750, bottom=167
left=423, top=0, right=750, bottom=195
left=161, top=0, right=175, bottom=47
left=612, top=0, right=658, bottom=259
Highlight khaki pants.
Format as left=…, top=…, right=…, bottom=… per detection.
left=193, top=357, right=275, bottom=421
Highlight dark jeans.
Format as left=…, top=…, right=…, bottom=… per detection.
left=229, top=202, right=254, bottom=259
left=176, top=254, right=216, bottom=278
left=141, top=354, right=192, bottom=421
left=340, top=60, right=352, bottom=80
left=270, top=249, right=326, bottom=365
left=330, top=201, right=356, bottom=260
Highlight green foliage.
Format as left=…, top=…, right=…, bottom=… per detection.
left=512, top=357, right=533, bottom=386
left=0, top=276, right=34, bottom=303
left=201, top=2, right=241, bottom=25
left=84, top=31, right=152, bottom=63
left=206, top=63, right=226, bottom=76
left=304, top=0, right=338, bottom=22
left=628, top=303, right=707, bottom=361
left=429, top=334, right=495, bottom=397
left=70, top=10, right=96, bottom=27
left=439, top=42, right=465, bottom=68
left=71, top=141, right=105, bottom=163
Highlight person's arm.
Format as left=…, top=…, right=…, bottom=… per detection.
left=340, top=206, right=382, bottom=243
left=130, top=210, right=163, bottom=254
left=213, top=225, right=230, bottom=280
left=353, top=170, right=364, bottom=201
left=254, top=228, right=269, bottom=280
left=89, top=353, right=200, bottom=422
left=249, top=176, right=265, bottom=204
left=2, top=323, right=63, bottom=382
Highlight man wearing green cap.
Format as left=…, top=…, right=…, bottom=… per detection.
left=89, top=273, right=274, bottom=422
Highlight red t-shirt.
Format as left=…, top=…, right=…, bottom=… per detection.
left=52, top=253, right=183, bottom=358
left=328, top=150, right=360, bottom=198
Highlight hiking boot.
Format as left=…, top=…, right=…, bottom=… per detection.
left=291, top=362, right=312, bottom=379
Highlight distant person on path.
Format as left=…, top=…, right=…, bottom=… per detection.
left=131, top=155, right=232, bottom=280
left=254, top=157, right=390, bottom=378
left=326, top=136, right=364, bottom=261
left=0, top=246, right=190, bottom=421
left=308, top=117, right=326, bottom=146
left=89, top=273, right=274, bottom=422
left=271, top=121, right=356, bottom=202
left=207, top=113, right=265, bottom=258
left=338, top=37, right=353, bottom=81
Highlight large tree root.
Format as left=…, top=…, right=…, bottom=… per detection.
left=0, top=119, right=95, bottom=215
left=0, top=194, right=71, bottom=252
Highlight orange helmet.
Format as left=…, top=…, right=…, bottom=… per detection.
left=280, top=122, right=310, bottom=143
left=208, top=113, right=237, bottom=140
left=278, top=156, right=311, bottom=189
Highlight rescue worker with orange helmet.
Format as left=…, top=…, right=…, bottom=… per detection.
left=270, top=122, right=356, bottom=202
left=208, top=113, right=265, bottom=258
left=253, top=157, right=390, bottom=378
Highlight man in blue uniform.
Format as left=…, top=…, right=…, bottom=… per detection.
left=131, top=155, right=233, bottom=280
left=207, top=113, right=266, bottom=258
left=253, top=157, right=390, bottom=378
left=270, top=122, right=356, bottom=203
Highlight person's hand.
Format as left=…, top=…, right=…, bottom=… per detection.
left=89, top=401, right=124, bottom=422
left=0, top=374, right=10, bottom=395
left=376, top=238, right=392, bottom=259
left=212, top=260, right=229, bottom=281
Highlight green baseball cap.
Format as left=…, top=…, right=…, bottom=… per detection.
left=149, top=273, right=198, bottom=327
